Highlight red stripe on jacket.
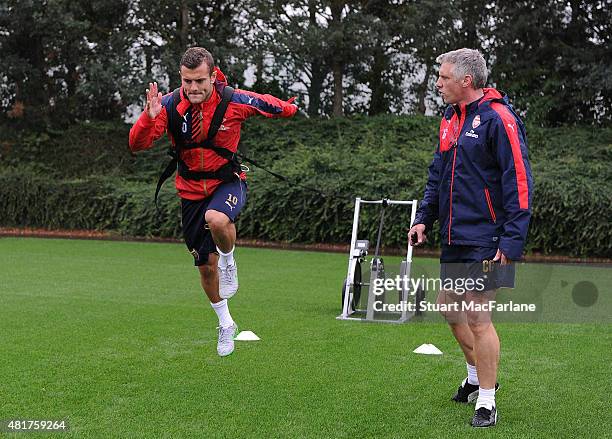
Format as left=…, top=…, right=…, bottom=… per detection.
left=490, top=103, right=529, bottom=209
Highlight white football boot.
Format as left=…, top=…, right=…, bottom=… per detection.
left=217, top=323, right=238, bottom=357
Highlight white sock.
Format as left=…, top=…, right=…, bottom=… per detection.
left=467, top=363, right=479, bottom=386
left=475, top=387, right=496, bottom=410
left=210, top=299, right=234, bottom=328
left=216, top=246, right=235, bottom=269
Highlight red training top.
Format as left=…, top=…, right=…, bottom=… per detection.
left=129, top=67, right=298, bottom=200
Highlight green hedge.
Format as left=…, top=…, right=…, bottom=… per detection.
left=239, top=134, right=612, bottom=257
left=0, top=169, right=180, bottom=238
left=1, top=116, right=611, bottom=257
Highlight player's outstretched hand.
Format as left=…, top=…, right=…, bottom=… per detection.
left=408, top=223, right=427, bottom=247
left=145, top=82, right=163, bottom=119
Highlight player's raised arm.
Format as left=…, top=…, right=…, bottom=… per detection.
left=145, top=82, right=163, bottom=119
left=128, top=81, right=168, bottom=152
left=230, top=88, right=299, bottom=120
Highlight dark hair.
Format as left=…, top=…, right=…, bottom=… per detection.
left=180, top=47, right=215, bottom=73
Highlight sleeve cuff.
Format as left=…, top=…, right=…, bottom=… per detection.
left=136, top=110, right=159, bottom=128
left=499, top=238, right=524, bottom=261
left=412, top=214, right=434, bottom=233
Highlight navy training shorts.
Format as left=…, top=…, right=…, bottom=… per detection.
left=181, top=179, right=247, bottom=266
left=440, top=245, right=515, bottom=292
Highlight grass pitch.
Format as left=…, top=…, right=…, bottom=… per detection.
left=0, top=238, right=610, bottom=438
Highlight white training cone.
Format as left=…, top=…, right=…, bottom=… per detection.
left=413, top=343, right=443, bottom=355
left=235, top=331, right=261, bottom=341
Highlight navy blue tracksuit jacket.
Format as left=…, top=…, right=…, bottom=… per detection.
left=413, top=88, right=533, bottom=260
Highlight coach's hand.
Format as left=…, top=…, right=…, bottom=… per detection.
left=145, top=81, right=163, bottom=119
left=493, top=249, right=512, bottom=265
left=408, top=224, right=427, bottom=247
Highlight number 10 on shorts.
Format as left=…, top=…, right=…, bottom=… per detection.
left=225, top=194, right=238, bottom=211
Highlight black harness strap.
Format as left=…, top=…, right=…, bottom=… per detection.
left=155, top=86, right=237, bottom=206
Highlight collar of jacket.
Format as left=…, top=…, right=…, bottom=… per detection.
left=451, top=87, right=508, bottom=117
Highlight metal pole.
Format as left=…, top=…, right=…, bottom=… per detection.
left=402, top=200, right=418, bottom=321
left=341, top=197, right=361, bottom=318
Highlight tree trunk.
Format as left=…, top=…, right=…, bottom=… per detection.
left=180, top=0, right=189, bottom=49
left=332, top=61, right=344, bottom=117
left=145, top=44, right=153, bottom=79
left=417, top=63, right=431, bottom=115
left=308, top=62, right=324, bottom=117
left=330, top=1, right=344, bottom=117
left=307, top=0, right=323, bottom=116
left=368, top=45, right=387, bottom=115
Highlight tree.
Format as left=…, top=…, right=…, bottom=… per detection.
left=244, top=0, right=336, bottom=116
left=245, top=0, right=379, bottom=117
left=489, top=0, right=611, bottom=125
left=353, top=0, right=412, bottom=115
left=131, top=0, right=248, bottom=89
left=0, top=0, right=134, bottom=126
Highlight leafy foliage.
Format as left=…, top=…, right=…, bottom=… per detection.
left=1, top=116, right=610, bottom=257
left=1, top=1, right=609, bottom=125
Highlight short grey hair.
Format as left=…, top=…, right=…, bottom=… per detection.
left=436, top=48, right=488, bottom=89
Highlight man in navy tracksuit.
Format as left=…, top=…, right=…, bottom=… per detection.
left=408, top=49, right=533, bottom=428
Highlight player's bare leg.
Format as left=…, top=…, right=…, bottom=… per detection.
left=467, top=289, right=499, bottom=427
left=438, top=290, right=482, bottom=404
left=206, top=210, right=236, bottom=253
left=466, top=290, right=499, bottom=389
left=437, top=289, right=477, bottom=364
